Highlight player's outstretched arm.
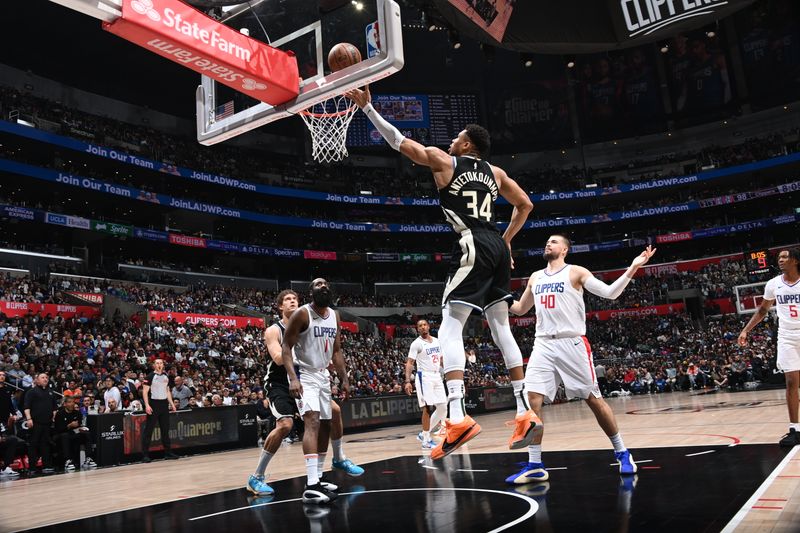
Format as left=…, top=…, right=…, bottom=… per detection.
left=282, top=307, right=309, bottom=398
left=738, top=292, right=775, bottom=346
left=579, top=245, right=657, bottom=300
left=345, top=87, right=450, bottom=171
left=510, top=272, right=537, bottom=315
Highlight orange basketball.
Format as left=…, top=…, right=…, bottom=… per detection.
left=328, top=43, right=362, bottom=72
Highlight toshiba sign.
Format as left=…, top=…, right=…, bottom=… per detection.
left=103, top=0, right=299, bottom=106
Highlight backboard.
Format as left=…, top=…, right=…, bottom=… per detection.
left=195, top=0, right=403, bottom=145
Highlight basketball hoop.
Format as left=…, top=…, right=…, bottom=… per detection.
left=299, top=95, right=358, bottom=163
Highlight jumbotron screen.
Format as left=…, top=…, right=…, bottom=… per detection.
left=346, top=93, right=481, bottom=147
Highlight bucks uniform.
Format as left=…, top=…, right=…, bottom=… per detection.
left=265, top=320, right=297, bottom=420
left=763, top=275, right=800, bottom=372
left=440, top=155, right=512, bottom=312
left=525, top=265, right=602, bottom=401
left=407, top=336, right=447, bottom=407
left=294, top=304, right=338, bottom=420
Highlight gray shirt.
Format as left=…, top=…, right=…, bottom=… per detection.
left=172, top=385, right=193, bottom=409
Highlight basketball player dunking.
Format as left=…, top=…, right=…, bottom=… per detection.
left=283, top=279, right=351, bottom=504
left=506, top=235, right=655, bottom=484
left=405, top=319, right=447, bottom=449
left=246, top=289, right=363, bottom=497
left=739, top=248, right=800, bottom=447
left=347, top=87, right=537, bottom=461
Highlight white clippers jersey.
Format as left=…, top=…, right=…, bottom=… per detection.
left=532, top=264, right=586, bottom=338
left=763, top=275, right=800, bottom=331
left=294, top=304, right=338, bottom=370
left=407, top=336, right=443, bottom=373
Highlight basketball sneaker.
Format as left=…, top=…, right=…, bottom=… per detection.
left=318, top=473, right=339, bottom=491
left=421, top=439, right=437, bottom=449
left=431, top=416, right=481, bottom=460
left=615, top=449, right=638, bottom=475
left=332, top=458, right=364, bottom=477
left=505, top=462, right=549, bottom=485
left=508, top=410, right=543, bottom=450
left=303, top=483, right=338, bottom=504
left=64, top=460, right=76, bottom=472
left=246, top=474, right=275, bottom=496
left=779, top=428, right=800, bottom=447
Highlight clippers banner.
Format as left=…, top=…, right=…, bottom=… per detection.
left=103, top=0, right=299, bottom=105
left=0, top=302, right=101, bottom=319
left=148, top=311, right=265, bottom=329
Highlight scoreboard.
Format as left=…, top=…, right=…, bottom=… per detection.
left=347, top=93, right=481, bottom=147
left=746, top=249, right=770, bottom=276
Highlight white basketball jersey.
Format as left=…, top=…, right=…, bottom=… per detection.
left=294, top=304, right=338, bottom=370
left=532, top=264, right=586, bottom=338
left=408, top=336, right=442, bottom=373
left=763, top=275, right=800, bottom=331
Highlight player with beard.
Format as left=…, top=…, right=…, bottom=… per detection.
left=347, top=87, right=537, bottom=462
left=506, top=234, right=655, bottom=484
left=247, top=290, right=363, bottom=496
left=739, top=248, right=800, bottom=446
left=283, top=279, right=351, bottom=504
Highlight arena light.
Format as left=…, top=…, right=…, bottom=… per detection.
left=521, top=53, right=534, bottom=68
left=565, top=55, right=576, bottom=68
left=660, top=42, right=669, bottom=53
left=448, top=29, right=461, bottom=49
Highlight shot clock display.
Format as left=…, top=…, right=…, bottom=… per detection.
left=746, top=250, right=771, bottom=276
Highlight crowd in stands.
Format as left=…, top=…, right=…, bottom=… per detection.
left=2, top=85, right=800, bottom=198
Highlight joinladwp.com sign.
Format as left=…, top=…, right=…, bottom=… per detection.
left=103, top=0, right=299, bottom=106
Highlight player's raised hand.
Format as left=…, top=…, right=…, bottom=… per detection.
left=631, top=246, right=656, bottom=268
left=344, top=86, right=371, bottom=108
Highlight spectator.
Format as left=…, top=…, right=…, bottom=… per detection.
left=53, top=395, right=89, bottom=472
left=103, top=376, right=121, bottom=412
left=171, top=376, right=193, bottom=410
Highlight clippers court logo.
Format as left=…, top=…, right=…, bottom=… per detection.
left=131, top=0, right=160, bottom=21
left=620, top=0, right=727, bottom=38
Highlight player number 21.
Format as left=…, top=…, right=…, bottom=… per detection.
left=463, top=191, right=492, bottom=221
left=540, top=294, right=555, bottom=309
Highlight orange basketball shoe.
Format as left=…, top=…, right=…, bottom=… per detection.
left=431, top=416, right=482, bottom=460
left=508, top=410, right=543, bottom=450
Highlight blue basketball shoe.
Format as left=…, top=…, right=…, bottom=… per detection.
left=505, top=462, right=549, bottom=485
left=332, top=458, right=364, bottom=477
left=615, top=450, right=638, bottom=475
left=246, top=474, right=275, bottom=496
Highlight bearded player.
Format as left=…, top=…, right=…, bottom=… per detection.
left=347, top=87, right=536, bottom=461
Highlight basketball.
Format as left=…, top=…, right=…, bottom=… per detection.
left=328, top=42, right=362, bottom=72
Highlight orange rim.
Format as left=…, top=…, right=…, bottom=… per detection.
left=299, top=103, right=358, bottom=118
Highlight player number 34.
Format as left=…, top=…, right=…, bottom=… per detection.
left=463, top=191, right=492, bottom=222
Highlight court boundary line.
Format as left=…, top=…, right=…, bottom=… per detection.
left=719, top=445, right=799, bottom=533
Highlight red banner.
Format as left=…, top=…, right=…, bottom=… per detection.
left=304, top=250, right=337, bottom=261
left=169, top=233, right=207, bottom=248
left=594, top=255, right=742, bottom=281
left=0, top=302, right=101, bottom=319
left=507, top=303, right=686, bottom=325
left=148, top=311, right=264, bottom=328
left=655, top=231, right=693, bottom=244
left=67, top=292, right=104, bottom=305
left=340, top=321, right=359, bottom=333
left=103, top=0, right=298, bottom=106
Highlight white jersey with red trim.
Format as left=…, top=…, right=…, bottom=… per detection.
left=408, top=336, right=442, bottom=373
left=532, top=264, right=586, bottom=338
left=763, top=275, right=800, bottom=332
left=294, top=304, right=338, bottom=370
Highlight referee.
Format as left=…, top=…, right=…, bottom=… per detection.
left=141, top=359, right=177, bottom=462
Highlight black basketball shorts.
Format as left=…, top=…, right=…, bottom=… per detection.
left=442, top=229, right=512, bottom=312
left=267, top=383, right=297, bottom=419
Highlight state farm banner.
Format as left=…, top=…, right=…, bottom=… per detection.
left=67, top=292, right=104, bottom=305
left=148, top=311, right=265, bottom=329
left=103, top=0, right=298, bottom=106
left=0, top=302, right=101, bottom=319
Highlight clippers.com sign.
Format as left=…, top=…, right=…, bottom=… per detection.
left=103, top=0, right=299, bottom=105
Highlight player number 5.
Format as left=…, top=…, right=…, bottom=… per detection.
left=463, top=191, right=492, bottom=221
left=791, top=305, right=799, bottom=318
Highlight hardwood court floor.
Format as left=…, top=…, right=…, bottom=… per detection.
left=1, top=388, right=798, bottom=532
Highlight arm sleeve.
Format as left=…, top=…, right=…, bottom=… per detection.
left=583, top=273, right=633, bottom=301
left=362, top=103, right=406, bottom=151
left=762, top=279, right=776, bottom=301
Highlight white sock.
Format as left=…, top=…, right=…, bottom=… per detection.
left=790, top=423, right=800, bottom=432
left=609, top=433, right=626, bottom=453
left=317, top=452, right=327, bottom=477
left=430, top=403, right=447, bottom=433
left=512, top=380, right=528, bottom=416
left=528, top=444, right=542, bottom=464
left=447, top=380, right=466, bottom=423
left=331, top=439, right=345, bottom=462
left=254, top=449, right=273, bottom=477
left=422, top=430, right=431, bottom=441
left=305, top=454, right=319, bottom=486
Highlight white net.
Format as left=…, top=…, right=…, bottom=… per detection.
left=299, top=95, right=358, bottom=163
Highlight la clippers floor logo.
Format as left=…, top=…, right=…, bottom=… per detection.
left=132, top=0, right=160, bottom=21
